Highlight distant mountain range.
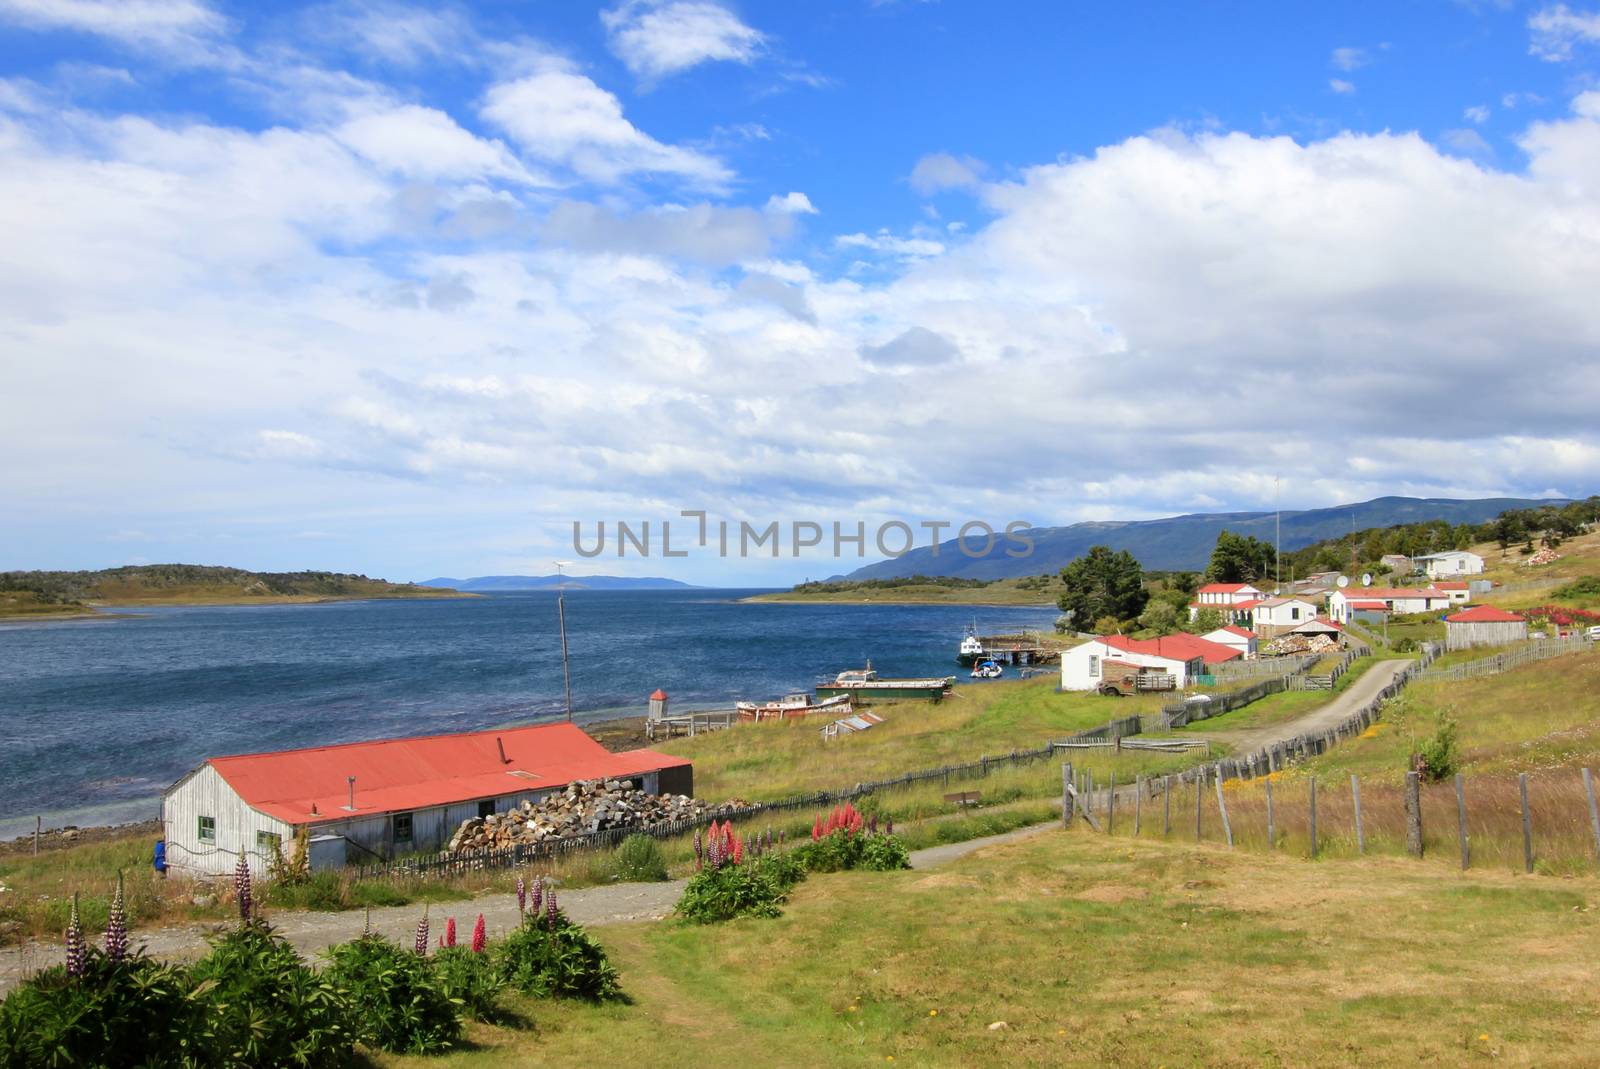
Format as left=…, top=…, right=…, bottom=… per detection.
left=420, top=574, right=698, bottom=591
left=837, top=496, right=1561, bottom=580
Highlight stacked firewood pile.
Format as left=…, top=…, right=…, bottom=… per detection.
left=445, top=779, right=714, bottom=852
left=1264, top=633, right=1340, bottom=656
left=1524, top=548, right=1563, bottom=566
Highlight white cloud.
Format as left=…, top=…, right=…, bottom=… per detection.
left=1440, top=127, right=1494, bottom=157
left=764, top=191, right=816, bottom=214
left=0, top=0, right=227, bottom=58
left=334, top=104, right=546, bottom=184
left=481, top=69, right=731, bottom=187
left=601, top=0, right=764, bottom=80
left=1330, top=78, right=1356, bottom=95
left=1330, top=46, right=1369, bottom=71
left=541, top=201, right=792, bottom=263
left=836, top=230, right=945, bottom=258
left=909, top=152, right=985, bottom=194
left=304, top=0, right=476, bottom=67
left=859, top=326, right=961, bottom=367
left=1529, top=4, right=1600, bottom=61
left=1464, top=105, right=1491, bottom=124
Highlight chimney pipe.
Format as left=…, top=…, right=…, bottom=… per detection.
left=497, top=737, right=509, bottom=764
left=347, top=776, right=356, bottom=811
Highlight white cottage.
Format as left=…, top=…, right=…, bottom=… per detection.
left=1249, top=597, right=1322, bottom=637
left=1328, top=586, right=1453, bottom=623
left=1202, top=625, right=1259, bottom=660
left=1413, top=551, right=1485, bottom=578
left=161, top=722, right=694, bottom=877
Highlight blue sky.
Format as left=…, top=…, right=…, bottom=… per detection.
left=2, top=0, right=1599, bottom=585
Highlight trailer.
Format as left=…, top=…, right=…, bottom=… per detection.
left=1096, top=659, right=1177, bottom=696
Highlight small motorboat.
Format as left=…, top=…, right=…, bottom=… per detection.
left=970, top=660, right=1003, bottom=679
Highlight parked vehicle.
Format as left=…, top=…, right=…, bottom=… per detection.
left=1097, top=660, right=1177, bottom=696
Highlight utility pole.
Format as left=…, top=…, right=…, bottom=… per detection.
left=1275, top=475, right=1282, bottom=595
left=555, top=561, right=574, bottom=722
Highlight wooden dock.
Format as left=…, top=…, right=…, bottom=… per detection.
left=644, top=710, right=736, bottom=741
left=973, top=633, right=1065, bottom=666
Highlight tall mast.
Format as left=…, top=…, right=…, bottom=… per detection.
left=555, top=560, right=573, bottom=722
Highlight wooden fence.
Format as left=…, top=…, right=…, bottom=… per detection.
left=1209, top=653, right=1321, bottom=682
left=1421, top=637, right=1591, bottom=682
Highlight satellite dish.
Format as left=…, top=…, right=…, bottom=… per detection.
left=1335, top=575, right=1349, bottom=588
left=1361, top=573, right=1373, bottom=587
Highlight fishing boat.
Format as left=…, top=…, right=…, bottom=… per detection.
left=815, top=661, right=956, bottom=703
left=969, top=659, right=1003, bottom=679
left=956, top=621, right=987, bottom=667
left=735, top=692, right=853, bottom=722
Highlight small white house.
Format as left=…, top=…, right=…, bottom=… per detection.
left=1328, top=587, right=1453, bottom=623
left=162, top=722, right=694, bottom=877
left=1432, top=581, right=1472, bottom=604
left=1060, top=637, right=1198, bottom=691
left=1413, top=551, right=1485, bottom=578
left=1249, top=597, right=1322, bottom=637
left=1202, top=625, right=1259, bottom=660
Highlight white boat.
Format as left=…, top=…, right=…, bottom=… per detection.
left=736, top=691, right=853, bottom=721
left=957, top=622, right=986, bottom=667
left=970, top=660, right=1003, bottom=679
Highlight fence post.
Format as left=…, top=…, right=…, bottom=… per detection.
left=1265, top=778, right=1275, bottom=849
left=1455, top=773, right=1469, bottom=871
left=1583, top=768, right=1600, bottom=863
left=1163, top=776, right=1171, bottom=837
left=1134, top=776, right=1143, bottom=838
left=1520, top=773, right=1533, bottom=874
left=1404, top=772, right=1423, bottom=858
left=34, top=816, right=40, bottom=856
left=1309, top=777, right=1318, bottom=859
left=1107, top=773, right=1116, bottom=836
left=1215, top=775, right=1233, bottom=848
left=1194, top=768, right=1203, bottom=842
left=1351, top=775, right=1365, bottom=855
left=1061, top=762, right=1073, bottom=830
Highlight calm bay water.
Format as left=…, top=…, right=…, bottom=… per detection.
left=0, top=591, right=1056, bottom=837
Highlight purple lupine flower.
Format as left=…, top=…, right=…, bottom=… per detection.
left=693, top=829, right=703, bottom=870
left=779, top=828, right=786, bottom=846
left=363, top=908, right=372, bottom=937
left=64, top=893, right=86, bottom=979
left=869, top=814, right=878, bottom=835
left=545, top=888, right=559, bottom=928
left=516, top=876, right=526, bottom=914
left=414, top=907, right=430, bottom=956
left=765, top=827, right=773, bottom=853
left=104, top=872, right=128, bottom=964
left=234, top=854, right=252, bottom=922
left=529, top=876, right=543, bottom=919
left=886, top=817, right=893, bottom=836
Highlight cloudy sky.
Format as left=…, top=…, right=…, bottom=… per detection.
left=2, top=0, right=1599, bottom=586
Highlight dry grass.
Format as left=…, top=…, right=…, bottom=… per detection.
left=372, top=830, right=1600, bottom=1069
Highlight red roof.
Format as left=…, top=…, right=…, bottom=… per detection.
left=1336, top=587, right=1447, bottom=600
left=1103, top=633, right=1241, bottom=665
left=649, top=689, right=668, bottom=701
left=1196, top=583, right=1260, bottom=594
left=1434, top=581, right=1469, bottom=590
left=1219, top=625, right=1256, bottom=638
left=1346, top=600, right=1388, bottom=610
left=1446, top=606, right=1524, bottom=624
left=204, top=723, right=691, bottom=825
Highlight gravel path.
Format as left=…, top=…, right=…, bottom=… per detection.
left=0, top=823, right=1058, bottom=992
left=1197, top=659, right=1410, bottom=754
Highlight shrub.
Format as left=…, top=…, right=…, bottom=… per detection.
left=0, top=950, right=195, bottom=1069
left=792, top=831, right=910, bottom=873
left=185, top=921, right=352, bottom=1068
left=675, top=861, right=789, bottom=923
left=433, top=945, right=507, bottom=1022
left=613, top=833, right=669, bottom=882
left=497, top=911, right=621, bottom=1001
left=322, top=934, right=462, bottom=1054
left=1414, top=715, right=1459, bottom=782
left=1554, top=576, right=1600, bottom=600
left=265, top=868, right=348, bottom=912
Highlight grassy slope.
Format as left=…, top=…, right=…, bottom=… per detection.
left=746, top=577, right=1057, bottom=605
left=377, top=831, right=1600, bottom=1069
left=1477, top=528, right=1600, bottom=612
left=0, top=566, right=466, bottom=616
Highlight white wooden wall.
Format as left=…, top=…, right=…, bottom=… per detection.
left=161, top=765, right=293, bottom=878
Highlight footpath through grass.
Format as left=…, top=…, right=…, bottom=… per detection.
left=374, top=830, right=1600, bottom=1069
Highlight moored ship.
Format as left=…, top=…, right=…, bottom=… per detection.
left=816, top=661, right=956, bottom=703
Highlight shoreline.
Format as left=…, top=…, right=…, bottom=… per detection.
left=739, top=594, right=1056, bottom=608
left=0, top=591, right=478, bottom=623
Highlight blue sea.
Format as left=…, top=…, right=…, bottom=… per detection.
left=0, top=591, right=1057, bottom=837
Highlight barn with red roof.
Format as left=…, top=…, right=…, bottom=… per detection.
left=161, top=722, right=693, bottom=876
left=1445, top=605, right=1527, bottom=651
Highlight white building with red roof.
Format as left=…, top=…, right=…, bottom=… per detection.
left=1060, top=632, right=1241, bottom=691
left=1249, top=596, right=1324, bottom=637
left=161, top=722, right=693, bottom=876
left=1328, top=586, right=1453, bottom=623
left=1188, top=582, right=1268, bottom=623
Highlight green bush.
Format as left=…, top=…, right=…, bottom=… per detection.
left=432, top=946, right=507, bottom=1022
left=496, top=916, right=621, bottom=1001
left=613, top=834, right=669, bottom=882
left=0, top=950, right=195, bottom=1069
left=322, top=935, right=462, bottom=1054
left=1416, top=715, right=1459, bottom=782
left=185, top=921, right=352, bottom=1068
left=675, top=861, right=791, bottom=923
left=265, top=869, right=347, bottom=911
left=791, top=831, right=910, bottom=873
left=1554, top=576, right=1600, bottom=599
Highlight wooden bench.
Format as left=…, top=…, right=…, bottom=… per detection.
left=942, top=791, right=982, bottom=808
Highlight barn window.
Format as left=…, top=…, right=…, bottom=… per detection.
left=256, top=831, right=282, bottom=854
left=197, top=816, right=216, bottom=843
left=1088, top=655, right=1100, bottom=677
left=393, top=812, right=414, bottom=842
left=478, top=799, right=496, bottom=819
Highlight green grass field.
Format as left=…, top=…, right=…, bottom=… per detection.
left=372, top=829, right=1600, bottom=1069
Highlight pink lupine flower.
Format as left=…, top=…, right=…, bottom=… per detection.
left=414, top=907, right=430, bottom=956
left=104, top=872, right=128, bottom=964
left=445, top=917, right=456, bottom=948
left=516, top=876, right=526, bottom=914
left=529, top=876, right=543, bottom=919
left=64, top=893, right=86, bottom=979
left=471, top=913, right=487, bottom=953
left=545, top=888, right=559, bottom=927
left=234, top=854, right=252, bottom=921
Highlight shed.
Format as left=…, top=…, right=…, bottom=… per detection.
left=1445, top=606, right=1527, bottom=651
left=161, top=722, right=693, bottom=877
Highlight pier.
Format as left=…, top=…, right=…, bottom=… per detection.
left=972, top=633, right=1064, bottom=666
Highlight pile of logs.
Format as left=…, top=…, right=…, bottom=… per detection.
left=1264, top=633, right=1340, bottom=656
left=1524, top=548, right=1563, bottom=566
left=445, top=779, right=710, bottom=852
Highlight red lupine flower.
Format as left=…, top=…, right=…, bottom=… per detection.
left=445, top=917, right=457, bottom=948
left=471, top=913, right=487, bottom=953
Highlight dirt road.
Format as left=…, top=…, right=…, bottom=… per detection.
left=1200, top=659, right=1410, bottom=755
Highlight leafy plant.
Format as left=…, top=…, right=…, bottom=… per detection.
left=1415, top=715, right=1460, bottom=783
left=0, top=949, right=196, bottom=1069
left=433, top=945, right=507, bottom=1022
left=322, top=934, right=462, bottom=1054
left=497, top=908, right=621, bottom=1001
left=184, top=921, right=352, bottom=1068
left=674, top=861, right=789, bottom=923
left=612, top=833, right=669, bottom=882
